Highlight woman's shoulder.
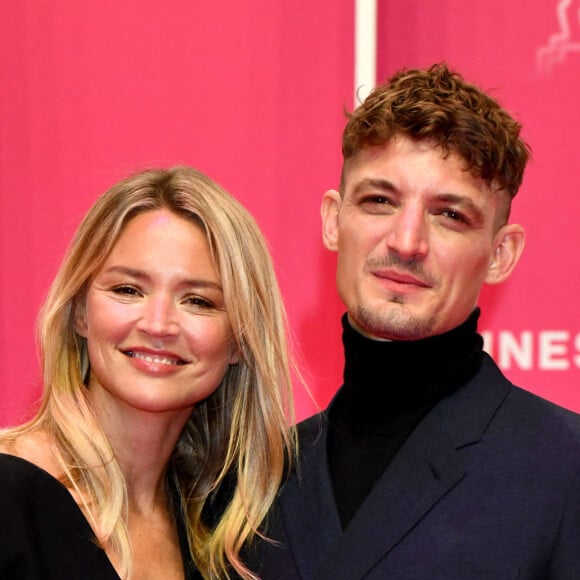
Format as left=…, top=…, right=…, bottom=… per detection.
left=0, top=431, right=69, bottom=499
left=0, top=454, right=67, bottom=506
left=0, top=449, right=120, bottom=578
left=1, top=428, right=57, bottom=467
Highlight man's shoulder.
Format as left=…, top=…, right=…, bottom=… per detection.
left=477, top=353, right=579, bottom=428
left=464, top=353, right=580, bottom=435
left=503, top=382, right=580, bottom=439
left=450, top=356, right=580, bottom=472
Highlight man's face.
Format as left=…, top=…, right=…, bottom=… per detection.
left=321, top=136, right=524, bottom=340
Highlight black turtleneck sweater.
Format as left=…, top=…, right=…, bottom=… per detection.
left=327, top=309, right=484, bottom=529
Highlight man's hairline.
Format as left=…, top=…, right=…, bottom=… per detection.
left=339, top=139, right=514, bottom=220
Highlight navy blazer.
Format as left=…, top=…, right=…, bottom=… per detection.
left=248, top=354, right=580, bottom=579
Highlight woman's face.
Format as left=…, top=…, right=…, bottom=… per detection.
left=75, top=209, right=238, bottom=418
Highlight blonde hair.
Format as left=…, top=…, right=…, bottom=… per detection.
left=1, top=167, right=296, bottom=579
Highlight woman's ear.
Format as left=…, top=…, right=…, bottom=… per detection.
left=228, top=341, right=240, bottom=365
left=73, top=298, right=88, bottom=338
left=485, top=224, right=526, bottom=285
left=321, top=189, right=342, bottom=251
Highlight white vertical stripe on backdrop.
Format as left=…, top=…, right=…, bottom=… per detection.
left=355, top=0, right=377, bottom=106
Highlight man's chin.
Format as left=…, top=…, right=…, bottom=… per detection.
left=353, top=305, right=435, bottom=341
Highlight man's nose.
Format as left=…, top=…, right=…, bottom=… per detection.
left=386, top=205, right=429, bottom=259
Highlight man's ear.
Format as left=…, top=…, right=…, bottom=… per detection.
left=485, top=224, right=526, bottom=285
left=321, top=189, right=342, bottom=251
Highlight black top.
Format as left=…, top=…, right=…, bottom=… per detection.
left=0, top=453, right=199, bottom=579
left=328, top=309, right=484, bottom=528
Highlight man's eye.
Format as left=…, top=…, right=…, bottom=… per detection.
left=359, top=195, right=396, bottom=211
left=441, top=209, right=467, bottom=222
left=366, top=195, right=392, bottom=204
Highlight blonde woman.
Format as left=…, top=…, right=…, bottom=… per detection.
left=0, top=166, right=296, bottom=579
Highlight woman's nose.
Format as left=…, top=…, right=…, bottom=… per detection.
left=136, top=294, right=180, bottom=337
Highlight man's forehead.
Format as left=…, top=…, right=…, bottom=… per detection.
left=344, top=142, right=467, bottom=187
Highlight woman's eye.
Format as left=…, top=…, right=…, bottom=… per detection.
left=185, top=296, right=214, bottom=309
left=112, top=285, right=141, bottom=296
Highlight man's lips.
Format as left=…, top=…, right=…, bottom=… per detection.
left=372, top=269, right=432, bottom=288
left=122, top=348, right=188, bottom=366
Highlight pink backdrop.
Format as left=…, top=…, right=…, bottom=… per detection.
left=377, top=0, right=580, bottom=413
left=1, top=0, right=578, bottom=427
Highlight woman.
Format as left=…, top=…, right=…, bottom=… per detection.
left=0, top=167, right=296, bottom=579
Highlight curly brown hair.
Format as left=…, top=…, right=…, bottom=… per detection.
left=342, top=63, right=530, bottom=200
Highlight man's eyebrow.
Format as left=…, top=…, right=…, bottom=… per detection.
left=351, top=177, right=399, bottom=196
left=349, top=180, right=487, bottom=216
left=435, top=193, right=484, bottom=214
left=435, top=193, right=489, bottom=227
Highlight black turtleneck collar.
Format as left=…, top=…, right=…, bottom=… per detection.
left=328, top=309, right=484, bottom=528
left=331, top=308, right=484, bottom=431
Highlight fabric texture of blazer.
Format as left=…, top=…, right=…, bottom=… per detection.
left=248, top=354, right=580, bottom=579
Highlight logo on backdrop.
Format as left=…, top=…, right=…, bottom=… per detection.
left=482, top=329, right=580, bottom=371
left=537, top=0, right=580, bottom=74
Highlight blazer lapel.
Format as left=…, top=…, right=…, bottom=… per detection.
left=278, top=414, right=343, bottom=579
left=315, top=407, right=466, bottom=580
left=314, top=354, right=511, bottom=580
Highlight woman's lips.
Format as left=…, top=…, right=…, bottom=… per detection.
left=122, top=348, right=188, bottom=366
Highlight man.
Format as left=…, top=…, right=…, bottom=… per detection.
left=248, top=64, right=580, bottom=579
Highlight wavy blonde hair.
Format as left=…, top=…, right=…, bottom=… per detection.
left=1, top=166, right=297, bottom=579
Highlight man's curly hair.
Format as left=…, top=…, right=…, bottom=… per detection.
left=342, top=63, right=530, bottom=200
